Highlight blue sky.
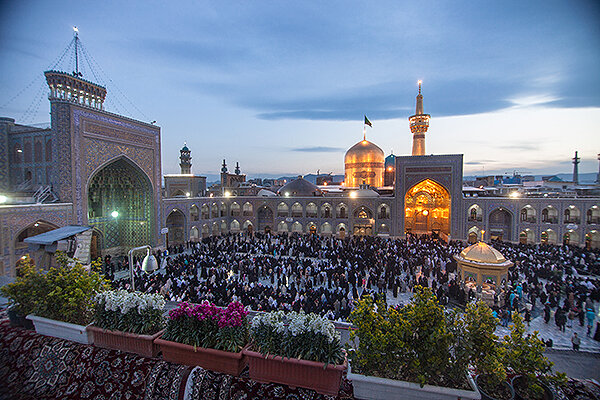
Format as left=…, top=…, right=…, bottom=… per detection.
left=1, top=0, right=599, bottom=180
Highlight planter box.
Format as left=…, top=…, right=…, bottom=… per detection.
left=88, top=326, right=164, bottom=358
left=7, top=307, right=34, bottom=330
left=26, top=314, right=91, bottom=344
left=243, top=348, right=347, bottom=396
left=155, top=337, right=248, bottom=376
left=348, top=364, right=480, bottom=400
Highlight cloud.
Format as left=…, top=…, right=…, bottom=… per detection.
left=465, top=160, right=498, bottom=165
left=498, top=143, right=539, bottom=151
left=291, top=146, right=345, bottom=152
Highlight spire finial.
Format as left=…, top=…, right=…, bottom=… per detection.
left=418, top=80, right=422, bottom=94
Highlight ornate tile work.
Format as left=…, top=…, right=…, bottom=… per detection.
left=82, top=138, right=155, bottom=185
left=0, top=203, right=73, bottom=276
left=69, top=107, right=160, bottom=234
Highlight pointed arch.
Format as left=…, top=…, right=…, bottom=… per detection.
left=404, top=178, right=450, bottom=236
left=87, top=155, right=154, bottom=250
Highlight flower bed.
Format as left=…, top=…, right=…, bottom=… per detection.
left=247, top=310, right=346, bottom=395
left=89, top=290, right=166, bottom=357
left=157, top=301, right=249, bottom=375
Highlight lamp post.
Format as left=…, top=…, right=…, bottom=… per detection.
left=128, top=245, right=158, bottom=291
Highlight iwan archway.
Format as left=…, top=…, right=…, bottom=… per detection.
left=87, top=157, right=154, bottom=254
left=404, top=179, right=450, bottom=237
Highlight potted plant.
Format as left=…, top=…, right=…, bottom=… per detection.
left=88, top=290, right=166, bottom=357
left=244, top=310, right=347, bottom=396
left=26, top=252, right=110, bottom=344
left=1, top=257, right=43, bottom=330
left=503, top=313, right=565, bottom=400
left=155, top=300, right=249, bottom=376
left=463, top=302, right=514, bottom=400
left=347, top=287, right=480, bottom=400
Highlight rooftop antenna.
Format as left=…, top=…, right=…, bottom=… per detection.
left=72, top=26, right=81, bottom=77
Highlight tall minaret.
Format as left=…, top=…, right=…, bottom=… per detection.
left=572, top=151, right=580, bottom=185
left=596, top=153, right=600, bottom=185
left=179, top=143, right=191, bottom=174
left=409, top=80, right=430, bottom=156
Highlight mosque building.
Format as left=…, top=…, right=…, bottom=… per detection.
left=0, top=42, right=599, bottom=277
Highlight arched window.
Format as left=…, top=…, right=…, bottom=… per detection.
left=230, top=202, right=241, bottom=217
left=277, top=202, right=289, bottom=217
left=243, top=202, right=253, bottom=216
left=306, top=202, right=317, bottom=218
left=45, top=138, right=52, bottom=162
left=201, top=204, right=209, bottom=219
left=277, top=221, right=288, bottom=233
left=211, top=203, right=219, bottom=218
left=378, top=204, right=389, bottom=219
left=291, top=221, right=303, bottom=233
left=354, top=206, right=372, bottom=219
left=291, top=202, right=303, bottom=218
left=336, top=203, right=347, bottom=218
left=190, top=205, right=199, bottom=221
left=520, top=208, right=527, bottom=222
left=220, top=203, right=227, bottom=217
left=321, top=203, right=332, bottom=218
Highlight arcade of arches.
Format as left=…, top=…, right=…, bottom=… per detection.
left=404, top=179, right=450, bottom=236
left=87, top=158, right=153, bottom=251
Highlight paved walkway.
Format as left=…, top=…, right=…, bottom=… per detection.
left=545, top=349, right=600, bottom=381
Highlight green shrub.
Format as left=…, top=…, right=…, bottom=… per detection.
left=0, top=257, right=47, bottom=316
left=34, top=252, right=110, bottom=325
left=349, top=286, right=469, bottom=389
left=502, top=312, right=566, bottom=399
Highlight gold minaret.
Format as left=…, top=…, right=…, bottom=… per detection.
left=409, top=80, right=430, bottom=156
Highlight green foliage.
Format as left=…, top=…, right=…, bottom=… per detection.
left=460, top=301, right=511, bottom=398
left=349, top=286, right=469, bottom=389
left=2, top=252, right=110, bottom=325
left=502, top=312, right=564, bottom=399
left=0, top=256, right=47, bottom=315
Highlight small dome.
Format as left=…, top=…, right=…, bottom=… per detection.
left=345, top=140, right=384, bottom=163
left=278, top=176, right=322, bottom=197
left=181, top=144, right=190, bottom=152
left=353, top=188, right=379, bottom=198
left=459, top=242, right=507, bottom=264
left=385, top=153, right=395, bottom=168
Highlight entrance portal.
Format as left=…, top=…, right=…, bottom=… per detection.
left=489, top=209, right=512, bottom=241
left=257, top=206, right=273, bottom=233
left=404, top=179, right=450, bottom=236
left=87, top=157, right=153, bottom=252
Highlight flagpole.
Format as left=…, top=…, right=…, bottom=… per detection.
left=363, top=125, right=366, bottom=141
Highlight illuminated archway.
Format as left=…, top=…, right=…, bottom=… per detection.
left=87, top=157, right=153, bottom=251
left=404, top=179, right=450, bottom=235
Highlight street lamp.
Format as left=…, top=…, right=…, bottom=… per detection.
left=128, top=245, right=158, bottom=291
left=111, top=210, right=119, bottom=218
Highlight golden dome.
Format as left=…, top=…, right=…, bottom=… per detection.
left=459, top=242, right=507, bottom=264
left=345, top=140, right=384, bottom=163
left=344, top=139, right=385, bottom=187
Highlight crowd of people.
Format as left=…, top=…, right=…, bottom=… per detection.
left=108, top=232, right=600, bottom=340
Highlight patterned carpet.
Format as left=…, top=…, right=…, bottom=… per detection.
left=0, top=319, right=354, bottom=400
